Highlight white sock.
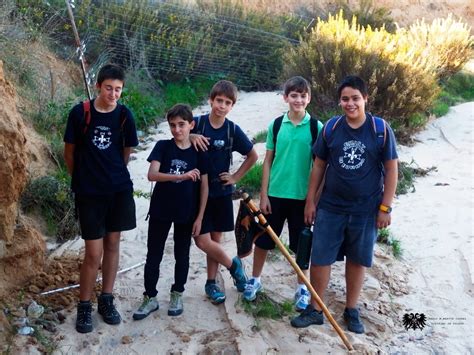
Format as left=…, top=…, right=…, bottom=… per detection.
left=296, top=283, right=307, bottom=293
left=252, top=276, right=261, bottom=284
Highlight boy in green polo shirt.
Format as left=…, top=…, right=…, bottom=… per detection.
left=243, top=76, right=322, bottom=311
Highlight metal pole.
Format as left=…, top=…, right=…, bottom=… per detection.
left=65, top=0, right=92, bottom=100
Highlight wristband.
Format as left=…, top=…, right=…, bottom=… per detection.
left=379, top=204, right=392, bottom=213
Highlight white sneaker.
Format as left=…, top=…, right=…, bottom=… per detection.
left=294, top=287, right=310, bottom=312
left=243, top=278, right=263, bottom=301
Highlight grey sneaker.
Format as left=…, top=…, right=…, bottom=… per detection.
left=168, top=291, right=183, bottom=316
left=290, top=304, right=324, bottom=328
left=343, top=308, right=365, bottom=334
left=205, top=283, right=226, bottom=304
left=229, top=257, right=247, bottom=292
left=133, top=295, right=159, bottom=320
left=243, top=278, right=263, bottom=301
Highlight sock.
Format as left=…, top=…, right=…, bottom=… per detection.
left=206, top=279, right=216, bottom=285
left=251, top=276, right=261, bottom=284
left=296, top=283, right=307, bottom=293
left=79, top=300, right=91, bottom=305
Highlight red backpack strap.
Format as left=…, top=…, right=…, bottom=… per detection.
left=82, top=100, right=91, bottom=134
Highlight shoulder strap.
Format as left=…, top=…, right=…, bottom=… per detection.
left=309, top=116, right=321, bottom=145
left=227, top=120, right=236, bottom=165
left=196, top=114, right=206, bottom=135
left=323, top=115, right=344, bottom=142
left=272, top=115, right=284, bottom=148
left=119, top=104, right=128, bottom=148
left=370, top=114, right=387, bottom=149
left=82, top=100, right=91, bottom=134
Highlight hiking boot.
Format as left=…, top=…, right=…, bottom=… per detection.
left=97, top=293, right=121, bottom=325
left=133, top=295, right=159, bottom=320
left=343, top=308, right=365, bottom=334
left=294, top=287, right=310, bottom=312
left=205, top=283, right=226, bottom=304
left=290, top=304, right=324, bottom=328
left=76, top=301, right=93, bottom=333
left=243, top=278, right=263, bottom=301
left=168, top=291, right=184, bottom=316
left=229, top=257, right=247, bottom=292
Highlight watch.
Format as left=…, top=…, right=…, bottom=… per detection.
left=379, top=204, right=392, bottom=213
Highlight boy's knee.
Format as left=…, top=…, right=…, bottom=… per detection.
left=194, top=235, right=209, bottom=251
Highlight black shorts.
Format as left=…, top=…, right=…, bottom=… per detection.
left=200, top=195, right=234, bottom=235
left=254, top=196, right=305, bottom=253
left=76, top=189, right=136, bottom=240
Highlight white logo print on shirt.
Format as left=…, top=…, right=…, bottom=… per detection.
left=92, top=126, right=112, bottom=150
left=170, top=159, right=188, bottom=183
left=338, top=140, right=366, bottom=170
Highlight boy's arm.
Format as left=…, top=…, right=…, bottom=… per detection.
left=192, top=174, right=209, bottom=236
left=259, top=149, right=274, bottom=214
left=304, top=157, right=327, bottom=225
left=377, top=159, right=398, bottom=228
left=147, top=161, right=201, bottom=182
left=64, top=143, right=75, bottom=175
left=123, top=147, right=133, bottom=165
left=190, top=134, right=210, bottom=151
left=219, top=147, right=258, bottom=185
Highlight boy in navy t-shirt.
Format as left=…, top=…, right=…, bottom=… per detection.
left=291, top=76, right=398, bottom=333
left=63, top=64, right=139, bottom=333
left=191, top=80, right=258, bottom=304
left=133, top=104, right=209, bottom=320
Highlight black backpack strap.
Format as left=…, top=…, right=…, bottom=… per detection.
left=196, top=114, right=207, bottom=135
left=309, top=116, right=322, bottom=145
left=82, top=100, right=91, bottom=134
left=227, top=120, right=235, bottom=165
left=119, top=104, right=128, bottom=148
left=272, top=115, right=284, bottom=155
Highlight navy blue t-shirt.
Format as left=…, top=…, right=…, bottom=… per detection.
left=147, top=139, right=209, bottom=223
left=192, top=114, right=253, bottom=197
left=314, top=115, right=398, bottom=214
left=63, top=99, right=139, bottom=195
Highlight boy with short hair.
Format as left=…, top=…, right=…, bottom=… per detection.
left=133, top=104, right=209, bottom=320
left=63, top=63, right=139, bottom=333
left=243, top=76, right=323, bottom=311
left=291, top=75, right=398, bottom=333
left=191, top=80, right=258, bottom=304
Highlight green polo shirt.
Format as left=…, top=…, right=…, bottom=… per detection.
left=266, top=112, right=323, bottom=200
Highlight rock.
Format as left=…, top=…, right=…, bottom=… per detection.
left=121, top=335, right=133, bottom=344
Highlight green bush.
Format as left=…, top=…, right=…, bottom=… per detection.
left=284, top=11, right=473, bottom=139
left=237, top=162, right=263, bottom=196
left=21, top=175, right=79, bottom=241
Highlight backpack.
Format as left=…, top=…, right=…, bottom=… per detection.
left=195, top=114, right=236, bottom=165
left=272, top=114, right=321, bottom=156
left=323, top=113, right=387, bottom=149
left=81, top=100, right=128, bottom=147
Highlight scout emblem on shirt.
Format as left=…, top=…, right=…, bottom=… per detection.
left=339, top=140, right=366, bottom=170
left=170, top=159, right=188, bottom=183
left=92, top=126, right=112, bottom=150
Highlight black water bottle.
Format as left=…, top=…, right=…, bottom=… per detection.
left=296, top=226, right=313, bottom=270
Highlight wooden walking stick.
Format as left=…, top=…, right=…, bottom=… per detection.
left=241, top=193, right=354, bottom=351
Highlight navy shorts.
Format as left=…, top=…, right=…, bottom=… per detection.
left=254, top=196, right=305, bottom=253
left=311, top=208, right=377, bottom=267
left=200, top=195, right=234, bottom=234
left=76, top=189, right=136, bottom=240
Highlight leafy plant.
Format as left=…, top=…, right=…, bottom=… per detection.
left=236, top=162, right=263, bottom=196
left=252, top=130, right=268, bottom=144
left=377, top=228, right=402, bottom=259
left=240, top=292, right=293, bottom=321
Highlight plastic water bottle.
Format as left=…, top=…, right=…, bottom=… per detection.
left=296, top=226, right=313, bottom=270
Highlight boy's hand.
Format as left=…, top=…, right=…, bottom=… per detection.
left=183, top=169, right=201, bottom=182
left=219, top=172, right=236, bottom=185
left=192, top=218, right=202, bottom=237
left=260, top=195, right=272, bottom=214
left=190, top=133, right=210, bottom=151
left=304, top=200, right=316, bottom=226
left=377, top=211, right=391, bottom=229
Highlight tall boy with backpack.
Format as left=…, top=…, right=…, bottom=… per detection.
left=63, top=64, right=139, bottom=333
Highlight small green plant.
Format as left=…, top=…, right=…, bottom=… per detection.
left=377, top=228, right=402, bottom=259
left=397, top=160, right=436, bottom=195
left=237, top=162, right=263, bottom=196
left=240, top=292, right=293, bottom=322
left=133, top=189, right=152, bottom=199
left=252, top=130, right=268, bottom=144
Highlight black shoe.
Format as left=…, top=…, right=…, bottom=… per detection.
left=76, top=301, right=93, bottom=333
left=98, top=293, right=121, bottom=325
left=290, top=304, right=324, bottom=328
left=343, top=308, right=365, bottom=334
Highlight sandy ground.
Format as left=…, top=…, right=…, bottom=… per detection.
left=23, top=93, right=473, bottom=354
